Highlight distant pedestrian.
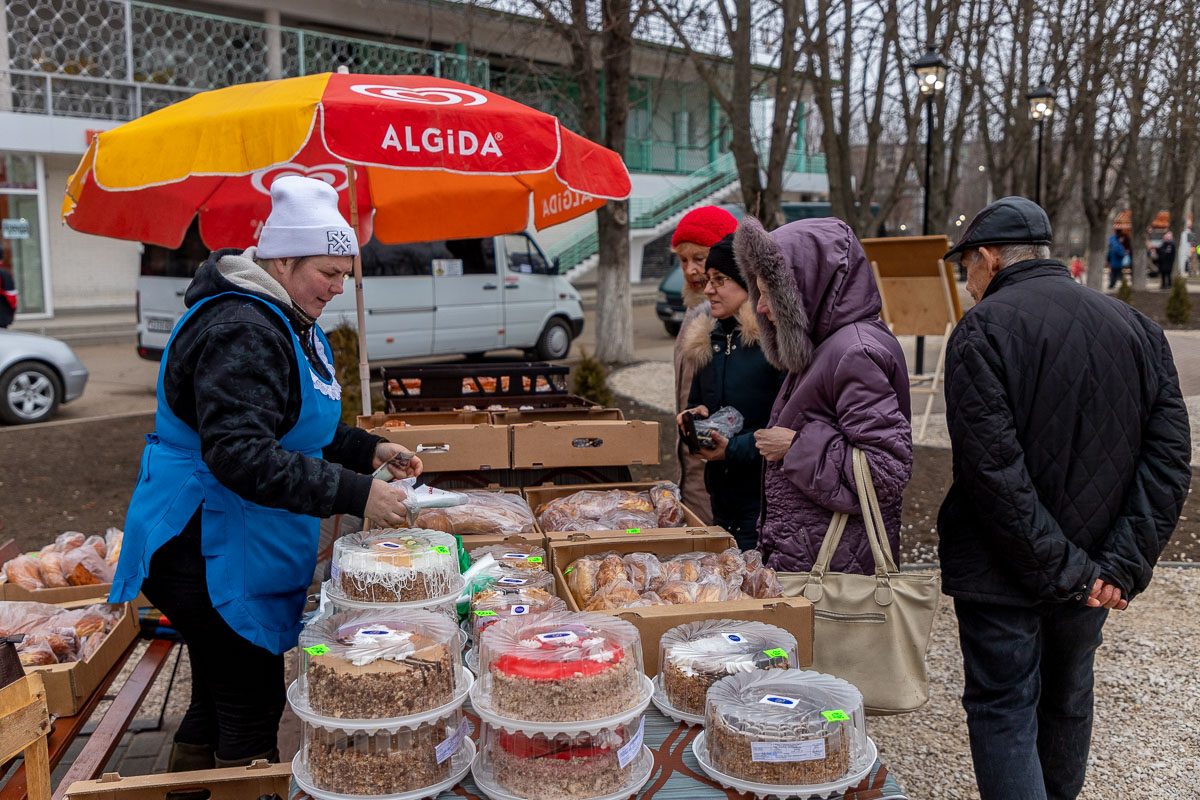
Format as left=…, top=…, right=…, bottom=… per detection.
left=1106, top=230, right=1127, bottom=289
left=939, top=196, right=1191, bottom=800
left=1155, top=232, right=1176, bottom=289
left=1069, top=255, right=1084, bottom=282
left=0, top=261, right=16, bottom=328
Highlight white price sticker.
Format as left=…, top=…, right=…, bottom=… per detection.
left=751, top=740, right=826, bottom=763
left=723, top=633, right=745, bottom=644
left=510, top=605, right=529, bottom=615
left=759, top=694, right=800, bottom=707
left=617, top=717, right=645, bottom=768
left=501, top=553, right=529, bottom=560
left=498, top=577, right=528, bottom=586
left=435, top=718, right=470, bottom=764
left=536, top=630, right=579, bottom=645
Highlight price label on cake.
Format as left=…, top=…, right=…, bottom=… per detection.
left=617, top=716, right=645, bottom=768
left=723, top=634, right=745, bottom=644
left=510, top=605, right=530, bottom=615
left=360, top=629, right=391, bottom=636
left=502, top=553, right=530, bottom=560
left=536, top=630, right=580, bottom=645
left=379, top=542, right=403, bottom=549
left=498, top=577, right=528, bottom=585
left=750, top=740, right=826, bottom=763
left=431, top=545, right=452, bottom=554
left=526, top=556, right=544, bottom=563
left=759, top=694, right=800, bottom=707
left=436, top=718, right=470, bottom=764
left=304, top=645, right=331, bottom=656
left=473, top=610, right=498, bottom=617
left=763, top=648, right=788, bottom=659
left=822, top=709, right=850, bottom=721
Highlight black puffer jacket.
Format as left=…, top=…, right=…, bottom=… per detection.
left=938, top=259, right=1191, bottom=606
left=164, top=248, right=380, bottom=521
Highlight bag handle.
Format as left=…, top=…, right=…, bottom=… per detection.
left=803, top=448, right=897, bottom=604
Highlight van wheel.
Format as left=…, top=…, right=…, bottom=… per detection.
left=0, top=362, right=62, bottom=425
left=535, top=318, right=572, bottom=361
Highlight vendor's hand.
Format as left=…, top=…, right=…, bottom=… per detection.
left=1087, top=578, right=1128, bottom=610
left=755, top=426, right=796, bottom=462
left=676, top=405, right=710, bottom=430
left=699, top=431, right=729, bottom=461
left=364, top=480, right=412, bottom=527
left=373, top=442, right=423, bottom=480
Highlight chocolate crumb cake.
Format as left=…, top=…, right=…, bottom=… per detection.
left=301, top=610, right=460, bottom=719
left=660, top=620, right=797, bottom=716
left=303, top=713, right=462, bottom=795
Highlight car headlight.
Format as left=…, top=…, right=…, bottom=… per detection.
left=657, top=291, right=668, bottom=303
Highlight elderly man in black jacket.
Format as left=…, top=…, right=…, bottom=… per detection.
left=938, top=196, right=1191, bottom=800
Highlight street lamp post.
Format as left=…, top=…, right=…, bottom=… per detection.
left=1026, top=84, right=1054, bottom=206
left=912, top=47, right=946, bottom=374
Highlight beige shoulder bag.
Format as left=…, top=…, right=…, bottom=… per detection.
left=777, top=448, right=939, bottom=715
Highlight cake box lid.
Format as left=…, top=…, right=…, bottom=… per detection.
left=659, top=619, right=798, bottom=677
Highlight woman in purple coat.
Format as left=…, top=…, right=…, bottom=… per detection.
left=734, top=216, right=913, bottom=574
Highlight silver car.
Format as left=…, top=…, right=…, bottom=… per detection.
left=0, top=330, right=89, bottom=424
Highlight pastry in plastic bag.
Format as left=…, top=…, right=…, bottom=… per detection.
left=535, top=489, right=657, bottom=533
left=56, top=607, right=107, bottom=637
left=594, top=554, right=627, bottom=590
left=84, top=535, right=107, bottom=560
left=650, top=482, right=685, bottom=527
left=105, top=528, right=123, bottom=567
left=623, top=553, right=662, bottom=593
left=19, top=640, right=56, bottom=666
left=636, top=591, right=666, bottom=606
left=4, top=555, right=45, bottom=591
left=468, top=542, right=546, bottom=570
left=37, top=551, right=70, bottom=588
left=716, top=548, right=748, bottom=579
left=416, top=491, right=536, bottom=536
left=742, top=566, right=785, bottom=599
left=666, top=557, right=702, bottom=583
left=564, top=558, right=600, bottom=608
left=743, top=549, right=766, bottom=570
left=79, top=632, right=106, bottom=661
left=32, top=627, right=78, bottom=660
left=657, top=581, right=697, bottom=605
left=694, top=574, right=730, bottom=603
left=55, top=532, right=85, bottom=552
left=62, top=547, right=111, bottom=586
left=582, top=579, right=640, bottom=611
left=0, top=601, right=60, bottom=637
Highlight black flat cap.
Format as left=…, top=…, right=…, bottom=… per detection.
left=944, top=196, right=1053, bottom=261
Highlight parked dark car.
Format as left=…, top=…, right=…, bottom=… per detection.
left=656, top=263, right=686, bottom=336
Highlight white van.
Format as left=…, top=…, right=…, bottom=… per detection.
left=136, top=226, right=585, bottom=362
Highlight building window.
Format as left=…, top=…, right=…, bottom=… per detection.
left=0, top=152, right=46, bottom=315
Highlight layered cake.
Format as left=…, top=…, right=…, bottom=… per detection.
left=470, top=587, right=567, bottom=641
left=301, top=610, right=460, bottom=719
left=333, top=529, right=459, bottom=602
left=302, top=713, right=464, bottom=795
left=488, top=724, right=636, bottom=800
left=660, top=620, right=797, bottom=716
left=481, top=611, right=643, bottom=722
left=469, top=542, right=547, bottom=570
left=705, top=670, right=866, bottom=786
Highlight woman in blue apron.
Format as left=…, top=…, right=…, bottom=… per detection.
left=110, top=177, right=421, bottom=770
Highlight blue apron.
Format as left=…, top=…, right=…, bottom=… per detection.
left=110, top=292, right=343, bottom=654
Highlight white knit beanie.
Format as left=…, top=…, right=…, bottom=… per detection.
left=256, top=175, right=359, bottom=259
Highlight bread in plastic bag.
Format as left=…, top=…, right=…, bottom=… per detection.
left=416, top=490, right=536, bottom=535
left=742, top=566, right=785, bottom=599
left=582, top=579, right=641, bottom=611
left=104, top=528, right=123, bottom=567
left=650, top=482, right=685, bottom=527
left=468, top=542, right=546, bottom=570
left=37, top=551, right=70, bottom=588
left=535, top=489, right=657, bottom=533
left=4, top=555, right=45, bottom=591
left=694, top=406, right=745, bottom=441
left=623, top=553, right=662, bottom=593
left=55, top=532, right=86, bottom=552
left=18, top=640, right=55, bottom=666
left=594, top=554, right=627, bottom=590
left=62, top=546, right=111, bottom=586
left=83, top=535, right=107, bottom=560
left=564, top=558, right=601, bottom=608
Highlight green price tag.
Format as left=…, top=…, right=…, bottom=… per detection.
left=304, top=645, right=331, bottom=656
left=431, top=545, right=451, bottom=554
left=473, top=610, right=497, bottom=617
left=822, top=710, right=850, bottom=722
left=527, top=556, right=544, bottom=563
left=626, top=528, right=641, bottom=535
left=564, top=566, right=575, bottom=575
left=763, top=648, right=787, bottom=659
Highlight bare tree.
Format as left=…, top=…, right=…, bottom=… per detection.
left=1158, top=6, right=1200, bottom=279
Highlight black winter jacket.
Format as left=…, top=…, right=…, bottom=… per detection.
left=163, top=249, right=381, bottom=524
left=937, top=259, right=1191, bottom=606
left=683, top=304, right=784, bottom=528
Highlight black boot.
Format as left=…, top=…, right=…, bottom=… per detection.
left=214, top=748, right=279, bottom=768
left=167, top=741, right=215, bottom=772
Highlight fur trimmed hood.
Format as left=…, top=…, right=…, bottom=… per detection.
left=734, top=216, right=883, bottom=373
left=679, top=300, right=761, bottom=371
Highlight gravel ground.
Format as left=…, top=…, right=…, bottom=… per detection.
left=871, top=567, right=1200, bottom=799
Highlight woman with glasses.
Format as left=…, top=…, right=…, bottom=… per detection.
left=675, top=233, right=783, bottom=550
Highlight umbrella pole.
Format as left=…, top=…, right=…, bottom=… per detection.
left=344, top=161, right=372, bottom=417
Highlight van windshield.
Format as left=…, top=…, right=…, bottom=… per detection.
left=141, top=219, right=208, bottom=278
left=361, top=237, right=495, bottom=276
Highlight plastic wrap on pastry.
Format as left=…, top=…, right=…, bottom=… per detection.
left=79, top=632, right=106, bottom=661
left=105, top=528, right=123, bottom=567
left=471, top=587, right=566, bottom=639
left=742, top=549, right=765, bottom=570
left=55, top=532, right=86, bottom=552
left=62, top=547, right=111, bottom=586
left=0, top=601, right=60, bottom=637
left=649, top=482, right=685, bottom=527
left=663, top=557, right=702, bottom=583
left=468, top=542, right=546, bottom=570
left=594, top=554, right=627, bottom=590
left=37, top=551, right=70, bottom=588
left=564, top=558, right=601, bottom=609
left=416, top=491, right=537, bottom=536
left=657, top=575, right=730, bottom=605
left=83, top=534, right=107, bottom=559
left=582, top=579, right=641, bottom=611
left=636, top=591, right=666, bottom=606
left=4, top=555, right=45, bottom=591
left=55, top=607, right=108, bottom=637
left=622, top=553, right=662, bottom=593
left=30, top=626, right=79, bottom=661
left=535, top=489, right=657, bottom=533
left=742, top=566, right=785, bottom=599
left=18, top=640, right=56, bottom=666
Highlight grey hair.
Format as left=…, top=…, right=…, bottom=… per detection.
left=997, top=244, right=1050, bottom=267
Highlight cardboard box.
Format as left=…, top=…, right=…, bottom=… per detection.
left=370, top=422, right=509, bottom=472
left=548, top=530, right=814, bottom=676
left=510, top=420, right=659, bottom=469
left=0, top=582, right=117, bottom=603
left=357, top=411, right=492, bottom=428
left=489, top=407, right=626, bottom=425
left=65, top=762, right=292, bottom=800
left=461, top=531, right=548, bottom=557
left=23, top=600, right=140, bottom=717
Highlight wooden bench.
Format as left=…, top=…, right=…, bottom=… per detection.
left=0, top=675, right=52, bottom=800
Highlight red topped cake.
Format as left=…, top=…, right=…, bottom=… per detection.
left=479, top=611, right=644, bottom=722
left=486, top=724, right=638, bottom=799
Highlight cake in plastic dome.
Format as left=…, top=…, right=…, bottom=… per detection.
left=299, top=609, right=460, bottom=719
left=660, top=619, right=797, bottom=716
left=704, top=670, right=868, bottom=786
left=479, top=611, right=644, bottom=722
left=481, top=722, right=641, bottom=799
left=332, top=529, right=459, bottom=602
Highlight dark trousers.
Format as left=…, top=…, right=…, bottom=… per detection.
left=1160, top=267, right=1173, bottom=289
left=142, top=521, right=285, bottom=762
left=1108, top=267, right=1123, bottom=289
left=954, top=598, right=1108, bottom=800
left=715, top=514, right=759, bottom=552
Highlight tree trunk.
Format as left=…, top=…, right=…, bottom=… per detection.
left=1084, top=219, right=1110, bottom=291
